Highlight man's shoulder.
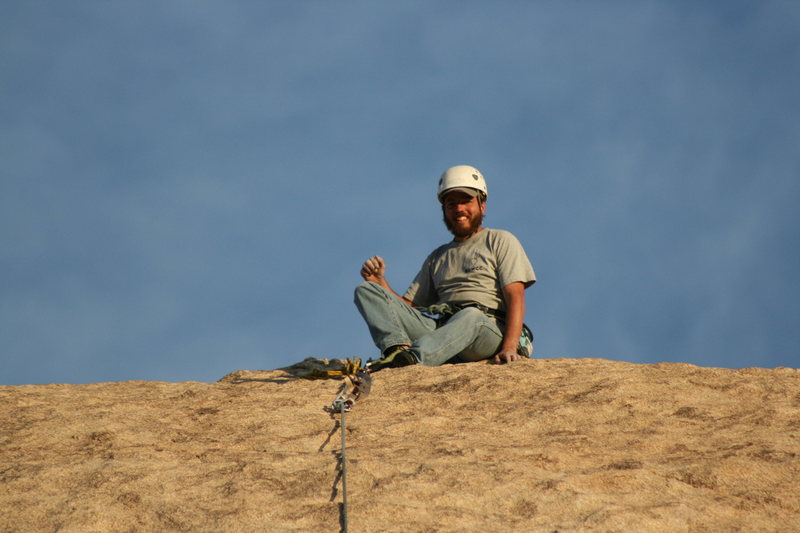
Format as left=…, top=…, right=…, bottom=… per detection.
left=422, top=240, right=454, bottom=262
left=482, top=228, right=522, bottom=245
left=483, top=227, right=513, bottom=237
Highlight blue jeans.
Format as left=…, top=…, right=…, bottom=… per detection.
left=354, top=281, right=504, bottom=366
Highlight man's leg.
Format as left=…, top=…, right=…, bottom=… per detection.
left=412, top=307, right=503, bottom=366
left=354, top=281, right=436, bottom=354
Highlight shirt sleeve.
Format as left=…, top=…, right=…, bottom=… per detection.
left=403, top=252, right=438, bottom=306
left=493, top=230, right=536, bottom=289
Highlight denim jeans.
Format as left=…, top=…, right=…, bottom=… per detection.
left=354, top=281, right=504, bottom=366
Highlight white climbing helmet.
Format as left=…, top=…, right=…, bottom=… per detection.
left=437, top=165, right=488, bottom=203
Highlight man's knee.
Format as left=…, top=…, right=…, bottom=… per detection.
left=354, top=280, right=380, bottom=303
left=355, top=281, right=397, bottom=311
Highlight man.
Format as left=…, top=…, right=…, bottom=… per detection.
left=354, top=165, right=536, bottom=372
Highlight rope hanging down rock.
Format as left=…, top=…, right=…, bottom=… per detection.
left=328, top=359, right=372, bottom=533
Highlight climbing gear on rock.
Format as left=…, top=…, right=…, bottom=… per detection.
left=329, top=358, right=372, bottom=412
left=325, top=358, right=371, bottom=533
left=279, top=357, right=353, bottom=379
left=316, top=357, right=366, bottom=380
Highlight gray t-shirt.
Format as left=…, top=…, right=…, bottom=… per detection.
left=404, top=228, right=536, bottom=311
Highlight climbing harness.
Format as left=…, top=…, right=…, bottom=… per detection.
left=421, top=301, right=505, bottom=323
left=421, top=302, right=534, bottom=357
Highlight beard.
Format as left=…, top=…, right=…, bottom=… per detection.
left=443, top=211, right=484, bottom=239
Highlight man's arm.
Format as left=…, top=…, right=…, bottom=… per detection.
left=360, top=255, right=414, bottom=306
left=493, top=281, right=526, bottom=364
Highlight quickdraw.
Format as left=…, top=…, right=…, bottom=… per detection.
left=330, top=358, right=372, bottom=412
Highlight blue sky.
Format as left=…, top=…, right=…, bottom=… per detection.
left=2, top=2, right=798, bottom=385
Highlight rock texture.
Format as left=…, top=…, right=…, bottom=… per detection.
left=2, top=358, right=799, bottom=532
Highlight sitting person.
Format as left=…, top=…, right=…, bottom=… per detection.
left=354, top=165, right=536, bottom=372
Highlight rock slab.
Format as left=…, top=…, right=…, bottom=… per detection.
left=2, top=358, right=799, bottom=532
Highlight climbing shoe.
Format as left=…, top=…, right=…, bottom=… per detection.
left=366, top=347, right=417, bottom=373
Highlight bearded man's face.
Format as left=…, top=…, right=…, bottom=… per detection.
left=441, top=191, right=486, bottom=240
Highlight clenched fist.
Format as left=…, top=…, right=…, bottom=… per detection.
left=360, top=255, right=386, bottom=284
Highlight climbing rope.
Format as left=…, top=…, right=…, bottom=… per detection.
left=333, top=397, right=349, bottom=532
left=328, top=359, right=371, bottom=533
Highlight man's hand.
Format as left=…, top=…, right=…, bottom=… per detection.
left=493, top=348, right=523, bottom=364
left=360, top=256, right=387, bottom=284
left=492, top=281, right=526, bottom=364
left=359, top=255, right=414, bottom=306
